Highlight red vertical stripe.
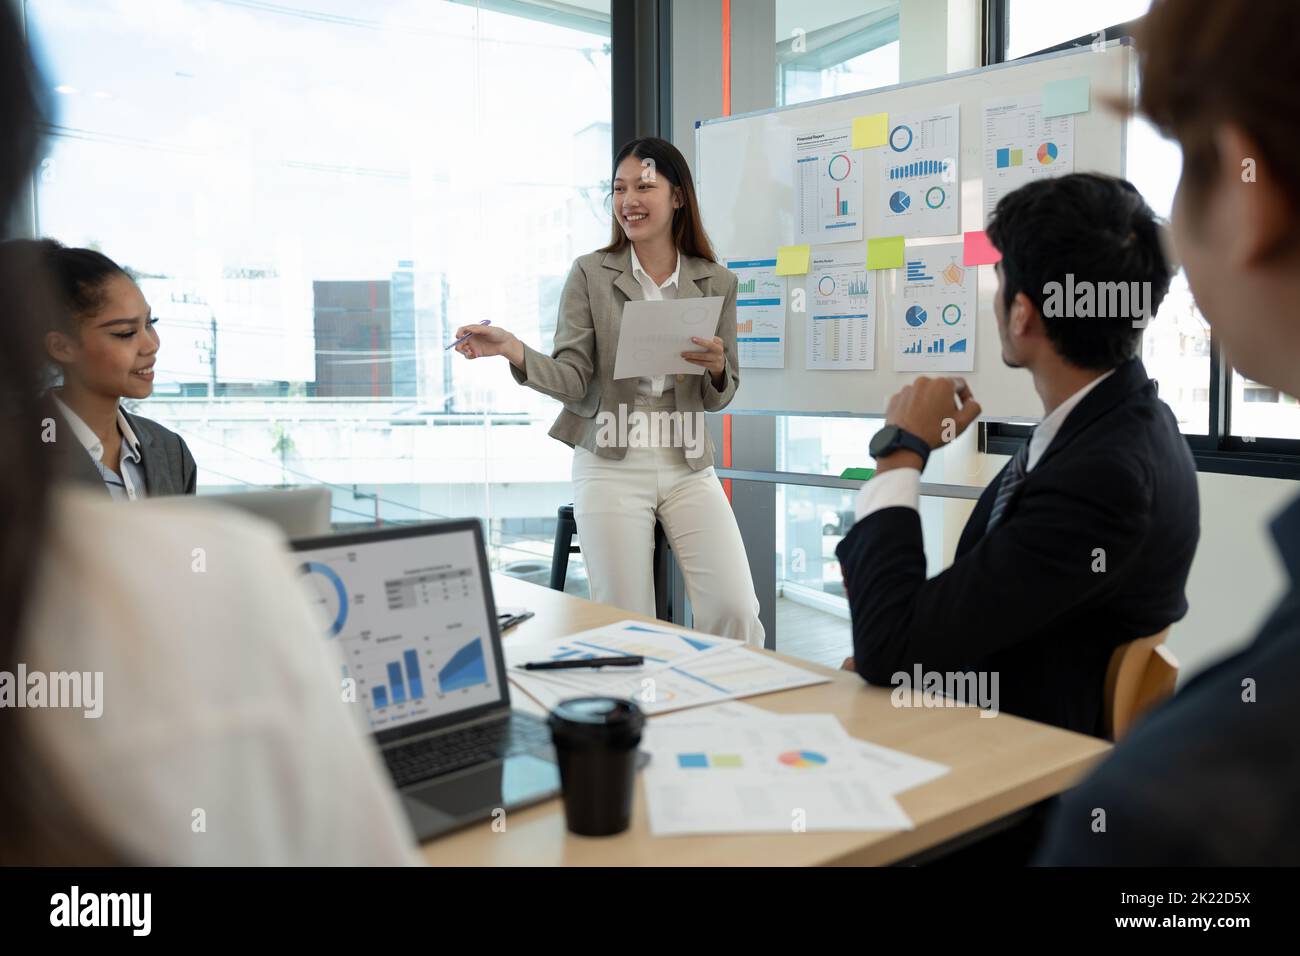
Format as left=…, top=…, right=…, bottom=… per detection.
left=721, top=0, right=732, bottom=117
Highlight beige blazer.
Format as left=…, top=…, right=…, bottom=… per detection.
left=510, top=245, right=740, bottom=471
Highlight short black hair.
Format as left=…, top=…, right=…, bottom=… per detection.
left=986, top=173, right=1173, bottom=371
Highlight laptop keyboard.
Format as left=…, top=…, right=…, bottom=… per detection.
left=384, top=714, right=553, bottom=789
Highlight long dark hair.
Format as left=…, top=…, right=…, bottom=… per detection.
left=600, top=137, right=717, bottom=262
left=0, top=2, right=121, bottom=864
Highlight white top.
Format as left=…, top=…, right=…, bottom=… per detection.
left=853, top=369, right=1117, bottom=522
left=52, top=394, right=146, bottom=501
left=21, top=489, right=422, bottom=865
left=628, top=244, right=680, bottom=400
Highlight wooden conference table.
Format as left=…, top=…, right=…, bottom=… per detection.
left=420, top=574, right=1111, bottom=866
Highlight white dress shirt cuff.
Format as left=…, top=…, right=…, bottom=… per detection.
left=854, top=467, right=922, bottom=522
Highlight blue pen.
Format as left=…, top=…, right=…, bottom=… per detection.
left=447, top=319, right=490, bottom=350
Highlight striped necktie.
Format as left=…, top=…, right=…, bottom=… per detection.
left=985, top=441, right=1030, bottom=533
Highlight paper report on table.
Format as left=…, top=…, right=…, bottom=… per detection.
left=641, top=711, right=914, bottom=835
left=503, top=620, right=828, bottom=716
left=805, top=243, right=876, bottom=370
left=611, top=297, right=725, bottom=380
left=982, top=92, right=1075, bottom=223
left=792, top=125, right=864, bottom=245
left=726, top=257, right=786, bottom=369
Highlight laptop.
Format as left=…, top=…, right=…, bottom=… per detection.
left=291, top=519, right=560, bottom=841
left=198, top=487, right=332, bottom=537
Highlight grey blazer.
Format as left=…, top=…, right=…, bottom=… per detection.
left=53, top=408, right=198, bottom=497
left=510, top=246, right=740, bottom=471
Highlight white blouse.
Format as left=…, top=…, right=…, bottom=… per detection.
left=20, top=489, right=422, bottom=865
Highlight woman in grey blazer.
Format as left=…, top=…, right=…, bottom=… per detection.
left=455, top=137, right=763, bottom=645
left=32, top=240, right=197, bottom=499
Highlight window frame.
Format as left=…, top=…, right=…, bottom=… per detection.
left=982, top=0, right=1300, bottom=479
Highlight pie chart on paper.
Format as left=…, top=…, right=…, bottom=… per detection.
left=905, top=305, right=928, bottom=327
left=889, top=190, right=911, bottom=214
left=1037, top=142, right=1059, bottom=164
left=778, top=750, right=829, bottom=769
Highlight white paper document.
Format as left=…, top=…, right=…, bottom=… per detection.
left=793, top=125, right=864, bottom=244
left=504, top=623, right=828, bottom=716
left=879, top=105, right=961, bottom=239
left=805, top=243, right=876, bottom=370
left=504, top=619, right=739, bottom=690
left=982, top=92, right=1075, bottom=224
left=612, top=297, right=725, bottom=380
left=656, top=701, right=951, bottom=797
left=894, top=240, right=977, bottom=372
left=641, top=710, right=914, bottom=835
left=726, top=256, right=787, bottom=369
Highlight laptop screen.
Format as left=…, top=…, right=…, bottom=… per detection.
left=293, top=522, right=508, bottom=734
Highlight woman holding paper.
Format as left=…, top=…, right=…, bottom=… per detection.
left=452, top=137, right=763, bottom=646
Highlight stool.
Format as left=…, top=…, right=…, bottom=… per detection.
left=550, top=503, right=673, bottom=621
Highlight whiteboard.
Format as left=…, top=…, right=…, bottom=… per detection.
left=695, top=41, right=1135, bottom=419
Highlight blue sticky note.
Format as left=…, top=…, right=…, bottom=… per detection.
left=1043, top=77, right=1090, bottom=118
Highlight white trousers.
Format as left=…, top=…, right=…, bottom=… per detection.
left=571, top=442, right=765, bottom=647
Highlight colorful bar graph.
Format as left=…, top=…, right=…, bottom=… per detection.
left=995, top=148, right=1024, bottom=169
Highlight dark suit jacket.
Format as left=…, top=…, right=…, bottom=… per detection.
left=54, top=407, right=197, bottom=497
left=834, top=359, right=1200, bottom=737
left=1037, top=494, right=1300, bottom=864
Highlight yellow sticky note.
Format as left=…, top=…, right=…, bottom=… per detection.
left=851, top=113, right=889, bottom=149
left=775, top=244, right=811, bottom=275
left=866, top=236, right=905, bottom=270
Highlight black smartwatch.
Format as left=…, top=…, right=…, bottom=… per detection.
left=869, top=425, right=931, bottom=469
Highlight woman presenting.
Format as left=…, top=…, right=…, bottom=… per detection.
left=454, top=136, right=763, bottom=646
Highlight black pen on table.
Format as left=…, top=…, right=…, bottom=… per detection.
left=521, top=656, right=644, bottom=671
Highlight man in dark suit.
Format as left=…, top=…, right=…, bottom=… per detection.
left=836, top=172, right=1200, bottom=740
left=1037, top=0, right=1300, bottom=865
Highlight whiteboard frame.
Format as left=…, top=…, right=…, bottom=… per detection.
left=695, top=38, right=1135, bottom=421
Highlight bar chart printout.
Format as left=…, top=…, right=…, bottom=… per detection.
left=805, top=243, right=875, bottom=371
left=894, top=240, right=976, bottom=372
left=727, top=256, right=787, bottom=369
left=879, top=104, right=960, bottom=238
left=792, top=125, right=864, bottom=244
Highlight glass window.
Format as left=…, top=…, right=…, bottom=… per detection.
left=776, top=0, right=899, bottom=107
left=1230, top=379, right=1300, bottom=441
left=771, top=478, right=953, bottom=668
left=26, top=0, right=610, bottom=587
left=1006, top=0, right=1152, bottom=60
left=1124, top=115, right=1211, bottom=435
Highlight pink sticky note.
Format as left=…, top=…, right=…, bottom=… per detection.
left=963, top=230, right=1001, bottom=266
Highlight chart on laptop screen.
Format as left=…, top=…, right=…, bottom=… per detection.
left=296, top=529, right=502, bottom=730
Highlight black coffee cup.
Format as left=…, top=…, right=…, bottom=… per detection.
left=548, top=697, right=645, bottom=836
